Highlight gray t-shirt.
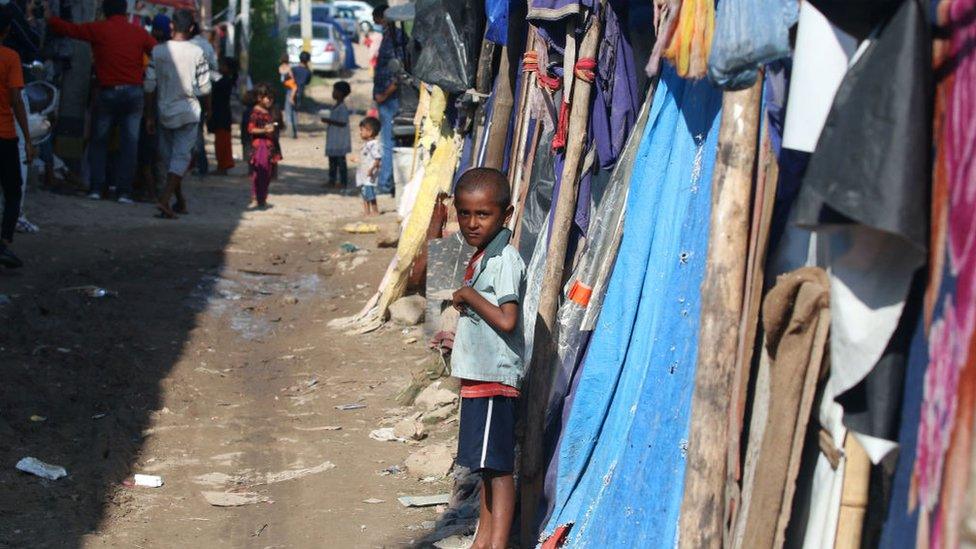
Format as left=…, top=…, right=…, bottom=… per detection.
left=144, top=40, right=212, bottom=129
left=190, top=34, right=220, bottom=83
left=325, top=103, right=351, bottom=156
left=450, top=244, right=527, bottom=388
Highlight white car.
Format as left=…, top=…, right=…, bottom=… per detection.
left=332, top=0, right=375, bottom=33
left=287, top=22, right=345, bottom=74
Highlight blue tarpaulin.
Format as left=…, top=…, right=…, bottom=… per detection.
left=485, top=0, right=509, bottom=44
left=541, top=66, right=723, bottom=547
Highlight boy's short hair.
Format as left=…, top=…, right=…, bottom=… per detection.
left=334, top=81, right=351, bottom=96
left=172, top=9, right=195, bottom=33
left=373, top=4, right=388, bottom=19
left=299, top=51, right=311, bottom=64
left=455, top=167, right=511, bottom=208
left=360, top=116, right=380, bottom=136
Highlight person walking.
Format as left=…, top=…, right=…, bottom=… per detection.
left=371, top=4, right=407, bottom=196
left=0, top=8, right=33, bottom=268
left=144, top=9, right=211, bottom=219
left=190, top=20, right=218, bottom=176
left=284, top=51, right=312, bottom=139
left=45, top=0, right=156, bottom=203
left=209, top=57, right=237, bottom=175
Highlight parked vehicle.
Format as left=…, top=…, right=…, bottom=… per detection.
left=290, top=3, right=359, bottom=42
left=332, top=0, right=375, bottom=34
left=331, top=4, right=365, bottom=39
left=286, top=22, right=345, bottom=74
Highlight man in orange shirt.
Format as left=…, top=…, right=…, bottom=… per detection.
left=0, top=8, right=33, bottom=268
left=45, top=0, right=155, bottom=203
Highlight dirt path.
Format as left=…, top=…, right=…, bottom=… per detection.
left=0, top=69, right=460, bottom=548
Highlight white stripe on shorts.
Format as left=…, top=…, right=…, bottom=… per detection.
left=480, top=397, right=494, bottom=469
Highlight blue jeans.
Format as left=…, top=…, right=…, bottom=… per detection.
left=89, top=85, right=143, bottom=197
left=193, top=118, right=208, bottom=175
left=377, top=97, right=398, bottom=195
left=284, top=98, right=298, bottom=139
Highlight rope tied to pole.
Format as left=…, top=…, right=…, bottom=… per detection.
left=523, top=50, right=562, bottom=91
left=552, top=57, right=598, bottom=150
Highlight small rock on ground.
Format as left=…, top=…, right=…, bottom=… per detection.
left=405, top=444, right=454, bottom=478
left=389, top=295, right=427, bottom=326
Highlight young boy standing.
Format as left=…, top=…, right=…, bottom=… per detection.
left=450, top=167, right=526, bottom=549
left=355, top=116, right=381, bottom=216
left=321, top=80, right=351, bottom=189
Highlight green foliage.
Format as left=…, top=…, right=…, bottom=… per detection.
left=248, top=0, right=283, bottom=94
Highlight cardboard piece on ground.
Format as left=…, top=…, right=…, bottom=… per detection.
left=398, top=493, right=451, bottom=507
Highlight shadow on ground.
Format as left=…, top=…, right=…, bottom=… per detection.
left=0, top=190, right=244, bottom=547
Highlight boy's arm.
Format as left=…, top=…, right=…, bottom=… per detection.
left=46, top=15, right=98, bottom=43
left=453, top=288, right=519, bottom=333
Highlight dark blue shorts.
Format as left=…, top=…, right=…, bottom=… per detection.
left=360, top=185, right=376, bottom=201
left=457, top=396, right=517, bottom=473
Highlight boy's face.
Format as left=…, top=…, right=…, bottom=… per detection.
left=455, top=188, right=511, bottom=249
left=359, top=125, right=374, bottom=141
left=332, top=88, right=343, bottom=101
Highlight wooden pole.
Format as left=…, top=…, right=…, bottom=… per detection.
left=483, top=48, right=513, bottom=169
left=276, top=0, right=289, bottom=44
left=678, top=78, right=763, bottom=549
left=201, top=0, right=212, bottom=31
left=225, top=0, right=236, bottom=57
left=239, top=0, right=250, bottom=83
left=519, top=8, right=603, bottom=544
left=835, top=434, right=870, bottom=549
left=507, top=28, right=537, bottom=234
left=300, top=0, right=312, bottom=54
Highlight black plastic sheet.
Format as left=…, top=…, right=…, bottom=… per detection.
left=410, top=0, right=486, bottom=93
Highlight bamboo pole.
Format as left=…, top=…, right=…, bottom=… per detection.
left=726, top=100, right=777, bottom=537
left=835, top=434, right=870, bottom=549
left=511, top=117, right=541, bottom=247
left=508, top=28, right=537, bottom=234
left=678, top=78, right=763, bottom=549
left=519, top=8, right=603, bottom=544
left=483, top=48, right=513, bottom=169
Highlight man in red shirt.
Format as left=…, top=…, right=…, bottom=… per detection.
left=46, top=0, right=156, bottom=203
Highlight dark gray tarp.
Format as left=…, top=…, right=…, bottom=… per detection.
left=795, top=0, right=931, bottom=255
left=410, top=0, right=486, bottom=93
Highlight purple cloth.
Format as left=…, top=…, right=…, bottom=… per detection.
left=535, top=1, right=638, bottom=236
left=528, top=0, right=582, bottom=21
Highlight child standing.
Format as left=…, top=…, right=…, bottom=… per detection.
left=449, top=168, right=525, bottom=549
left=356, top=116, right=381, bottom=216
left=321, top=80, right=351, bottom=189
left=247, top=83, right=280, bottom=209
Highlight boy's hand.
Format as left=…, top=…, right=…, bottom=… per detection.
left=368, top=165, right=378, bottom=177
left=451, top=286, right=473, bottom=312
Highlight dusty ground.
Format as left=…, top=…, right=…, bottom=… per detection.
left=0, top=59, right=465, bottom=548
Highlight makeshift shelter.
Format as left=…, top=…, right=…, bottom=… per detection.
left=333, top=0, right=976, bottom=546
